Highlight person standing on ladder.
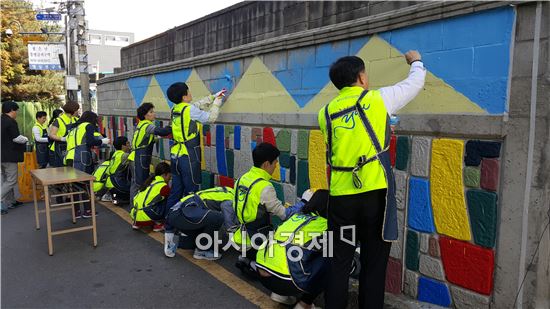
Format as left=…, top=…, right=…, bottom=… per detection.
left=319, top=51, right=425, bottom=309
left=164, top=82, right=226, bottom=209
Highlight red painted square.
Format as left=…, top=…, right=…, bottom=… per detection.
left=390, top=135, right=397, bottom=167
left=206, top=131, right=211, bottom=146
left=480, top=159, right=499, bottom=191
left=439, top=237, right=495, bottom=295
left=385, top=257, right=402, bottom=294
left=263, top=127, right=276, bottom=146
left=219, top=176, right=234, bottom=188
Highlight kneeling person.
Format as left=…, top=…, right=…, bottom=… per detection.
left=106, top=136, right=131, bottom=205
left=164, top=186, right=234, bottom=260
left=131, top=162, right=171, bottom=232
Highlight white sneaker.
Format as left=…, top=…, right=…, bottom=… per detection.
left=164, top=232, right=179, bottom=258
left=294, top=302, right=320, bottom=309
left=270, top=292, right=296, bottom=305
left=193, top=249, right=222, bottom=261
left=101, top=193, right=112, bottom=202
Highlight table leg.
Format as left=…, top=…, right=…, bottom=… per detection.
left=90, top=180, right=97, bottom=247
left=70, top=187, right=76, bottom=224
left=32, top=177, right=40, bottom=230
left=44, top=185, right=53, bottom=256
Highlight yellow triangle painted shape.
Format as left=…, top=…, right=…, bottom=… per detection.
left=186, top=68, right=212, bottom=100
left=142, top=76, right=171, bottom=113
left=221, top=57, right=300, bottom=114
left=303, top=35, right=487, bottom=115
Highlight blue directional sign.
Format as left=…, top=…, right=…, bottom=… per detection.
left=36, top=13, right=62, bottom=21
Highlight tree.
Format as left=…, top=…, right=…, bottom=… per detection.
left=1, top=0, right=64, bottom=108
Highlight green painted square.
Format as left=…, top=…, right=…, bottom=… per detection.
left=298, top=130, right=309, bottom=160
left=467, top=189, right=498, bottom=248
left=270, top=180, right=285, bottom=202
left=406, top=230, right=419, bottom=271
left=464, top=167, right=481, bottom=188
left=225, top=125, right=234, bottom=138
left=297, top=160, right=310, bottom=197
left=279, top=152, right=291, bottom=168
left=226, top=149, right=234, bottom=178
left=276, top=130, right=291, bottom=152
left=201, top=171, right=213, bottom=189
left=396, top=136, right=410, bottom=171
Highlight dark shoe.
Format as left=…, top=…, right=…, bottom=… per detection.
left=82, top=210, right=98, bottom=218
left=235, top=258, right=259, bottom=280
left=1, top=210, right=8, bottom=215
left=75, top=210, right=82, bottom=219
left=12, top=201, right=23, bottom=206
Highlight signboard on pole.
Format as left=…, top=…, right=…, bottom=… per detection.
left=27, top=42, right=65, bottom=70
left=36, top=13, right=62, bottom=21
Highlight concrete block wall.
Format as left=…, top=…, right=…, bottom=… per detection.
left=97, top=2, right=550, bottom=308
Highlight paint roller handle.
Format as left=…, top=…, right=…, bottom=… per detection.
left=214, top=88, right=227, bottom=98
left=405, top=50, right=421, bottom=65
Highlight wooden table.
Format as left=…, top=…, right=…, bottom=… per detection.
left=31, top=167, right=97, bottom=255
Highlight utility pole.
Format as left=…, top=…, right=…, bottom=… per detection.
left=66, top=0, right=90, bottom=111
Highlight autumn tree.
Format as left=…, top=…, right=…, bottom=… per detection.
left=1, top=0, right=64, bottom=108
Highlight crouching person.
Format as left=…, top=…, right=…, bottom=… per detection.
left=163, top=187, right=234, bottom=260
left=92, top=160, right=110, bottom=199
left=130, top=162, right=171, bottom=232
left=254, top=190, right=330, bottom=309
left=105, top=136, right=132, bottom=205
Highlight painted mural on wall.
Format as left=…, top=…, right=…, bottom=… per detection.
left=121, top=7, right=514, bottom=117
left=97, top=113, right=502, bottom=308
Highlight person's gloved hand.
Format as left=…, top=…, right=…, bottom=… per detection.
left=285, top=199, right=306, bottom=219
left=61, top=136, right=67, bottom=142
left=214, top=88, right=227, bottom=98
left=101, top=138, right=110, bottom=145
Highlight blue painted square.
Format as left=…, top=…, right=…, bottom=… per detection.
left=234, top=125, right=241, bottom=150
left=390, top=21, right=443, bottom=53
left=302, top=67, right=330, bottom=90
left=349, top=36, right=370, bottom=55
left=423, top=48, right=473, bottom=80
left=418, top=277, right=451, bottom=307
left=216, top=125, right=227, bottom=176
left=288, top=46, right=316, bottom=69
left=407, top=177, right=435, bottom=233
left=315, top=41, right=350, bottom=67
left=127, top=76, right=152, bottom=106
left=442, top=16, right=475, bottom=49
left=472, top=7, right=514, bottom=46
left=474, top=44, right=510, bottom=77
left=280, top=167, right=286, bottom=183
left=274, top=69, right=302, bottom=90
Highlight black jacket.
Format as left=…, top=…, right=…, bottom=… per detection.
left=1, top=114, right=25, bottom=163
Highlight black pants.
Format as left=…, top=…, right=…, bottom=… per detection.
left=259, top=274, right=317, bottom=305
left=325, top=189, right=391, bottom=309
left=166, top=210, right=224, bottom=250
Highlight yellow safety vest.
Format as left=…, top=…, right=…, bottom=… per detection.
left=170, top=102, right=199, bottom=157
left=131, top=176, right=167, bottom=222
left=128, top=119, right=154, bottom=161
left=256, top=213, right=327, bottom=278
left=232, top=166, right=272, bottom=246
left=93, top=160, right=110, bottom=193
left=197, top=187, right=234, bottom=202
left=65, top=122, right=91, bottom=162
left=33, top=122, right=48, bottom=143
left=49, top=113, right=78, bottom=151
left=318, top=87, right=389, bottom=196
left=105, top=150, right=127, bottom=189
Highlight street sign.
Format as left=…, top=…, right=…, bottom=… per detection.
left=27, top=42, right=65, bottom=71
left=36, top=13, right=62, bottom=21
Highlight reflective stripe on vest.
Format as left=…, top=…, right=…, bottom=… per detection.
left=322, top=88, right=389, bottom=195
left=131, top=176, right=166, bottom=222
left=197, top=186, right=234, bottom=203
left=256, top=214, right=327, bottom=279
left=33, top=122, right=48, bottom=144
left=65, top=122, right=90, bottom=161
left=170, top=102, right=198, bottom=157
left=128, top=120, right=154, bottom=161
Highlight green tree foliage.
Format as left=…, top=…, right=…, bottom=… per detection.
left=1, top=0, right=64, bottom=108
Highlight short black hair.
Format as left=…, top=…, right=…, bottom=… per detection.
left=78, top=111, right=98, bottom=127
left=167, top=82, right=189, bottom=104
left=329, top=56, right=365, bottom=90
left=2, top=101, right=19, bottom=114
left=252, top=142, right=280, bottom=167
left=36, top=111, right=47, bottom=119
left=137, top=102, right=155, bottom=120
left=113, top=136, right=128, bottom=150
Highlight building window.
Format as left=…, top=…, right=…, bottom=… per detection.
left=88, top=34, right=102, bottom=45
left=104, top=35, right=130, bottom=47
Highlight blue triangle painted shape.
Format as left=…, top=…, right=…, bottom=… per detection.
left=155, top=69, right=192, bottom=106
left=127, top=76, right=152, bottom=106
